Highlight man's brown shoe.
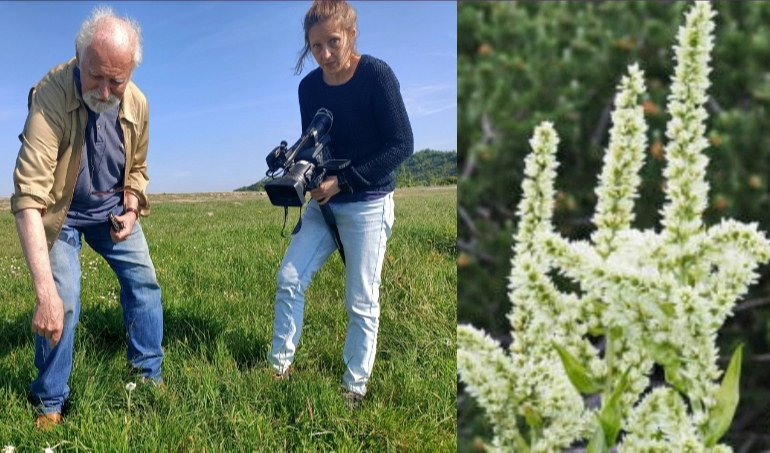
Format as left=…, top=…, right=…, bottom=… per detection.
left=139, top=376, right=167, bottom=392
left=35, top=412, right=62, bottom=430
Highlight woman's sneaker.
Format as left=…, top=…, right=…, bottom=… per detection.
left=273, top=367, right=293, bottom=381
left=342, top=389, right=365, bottom=410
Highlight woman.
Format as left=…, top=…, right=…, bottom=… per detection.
left=268, top=0, right=413, bottom=407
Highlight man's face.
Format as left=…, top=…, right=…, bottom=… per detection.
left=77, top=42, right=134, bottom=113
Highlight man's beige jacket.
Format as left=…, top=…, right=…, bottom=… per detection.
left=11, top=57, right=151, bottom=250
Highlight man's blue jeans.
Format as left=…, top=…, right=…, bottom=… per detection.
left=30, top=222, right=163, bottom=414
left=269, top=193, right=394, bottom=396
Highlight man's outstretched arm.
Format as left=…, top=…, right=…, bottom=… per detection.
left=15, top=208, right=63, bottom=347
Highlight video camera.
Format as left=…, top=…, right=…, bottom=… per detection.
left=264, top=108, right=350, bottom=207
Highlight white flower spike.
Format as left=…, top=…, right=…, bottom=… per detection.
left=458, top=2, right=769, bottom=450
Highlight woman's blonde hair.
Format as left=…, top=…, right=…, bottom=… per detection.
left=295, top=0, right=358, bottom=75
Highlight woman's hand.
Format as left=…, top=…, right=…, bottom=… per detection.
left=310, top=176, right=341, bottom=205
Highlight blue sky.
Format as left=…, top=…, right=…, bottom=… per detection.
left=0, top=1, right=456, bottom=193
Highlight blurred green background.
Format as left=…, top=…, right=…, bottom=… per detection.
left=457, top=2, right=770, bottom=451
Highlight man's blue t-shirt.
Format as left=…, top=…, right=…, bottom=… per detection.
left=66, top=67, right=125, bottom=226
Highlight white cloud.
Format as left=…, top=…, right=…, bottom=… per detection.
left=402, top=83, right=457, bottom=118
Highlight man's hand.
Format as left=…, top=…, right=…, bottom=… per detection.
left=15, top=209, right=65, bottom=348
left=110, top=209, right=138, bottom=242
left=310, top=176, right=341, bottom=205
left=31, top=291, right=64, bottom=348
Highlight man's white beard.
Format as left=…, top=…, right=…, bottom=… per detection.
left=83, top=90, right=120, bottom=113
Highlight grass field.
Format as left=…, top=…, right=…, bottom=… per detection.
left=0, top=187, right=457, bottom=452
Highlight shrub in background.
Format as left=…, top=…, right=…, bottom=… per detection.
left=458, top=3, right=770, bottom=451
left=458, top=1, right=770, bottom=449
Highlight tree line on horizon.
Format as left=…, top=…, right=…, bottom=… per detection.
left=235, top=149, right=457, bottom=192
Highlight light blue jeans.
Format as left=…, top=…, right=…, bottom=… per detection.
left=30, top=222, right=163, bottom=414
left=269, top=193, right=394, bottom=395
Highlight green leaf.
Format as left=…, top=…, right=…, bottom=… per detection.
left=553, top=343, right=603, bottom=394
left=586, top=425, right=607, bottom=453
left=646, top=341, right=689, bottom=395
left=658, top=301, right=676, bottom=317
left=703, top=344, right=743, bottom=446
left=664, top=362, right=688, bottom=395
left=608, top=326, right=623, bottom=340
left=647, top=341, right=679, bottom=368
left=521, top=403, right=542, bottom=429
left=513, top=415, right=532, bottom=451
left=598, top=370, right=630, bottom=446
left=639, top=297, right=671, bottom=320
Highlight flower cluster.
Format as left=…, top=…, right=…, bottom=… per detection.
left=459, top=123, right=593, bottom=452
left=458, top=2, right=770, bottom=451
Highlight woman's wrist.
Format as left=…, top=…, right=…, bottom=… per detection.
left=337, top=172, right=352, bottom=193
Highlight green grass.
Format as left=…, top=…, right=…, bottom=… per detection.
left=0, top=187, right=457, bottom=452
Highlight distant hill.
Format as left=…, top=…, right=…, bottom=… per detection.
left=396, top=149, right=457, bottom=187
left=235, top=177, right=270, bottom=193
left=235, top=149, right=456, bottom=192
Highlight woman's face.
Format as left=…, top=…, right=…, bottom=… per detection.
left=308, top=19, right=354, bottom=77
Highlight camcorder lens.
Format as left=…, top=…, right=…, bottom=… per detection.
left=265, top=161, right=314, bottom=207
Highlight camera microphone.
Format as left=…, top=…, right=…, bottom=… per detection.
left=287, top=109, right=334, bottom=163
left=306, top=108, right=333, bottom=141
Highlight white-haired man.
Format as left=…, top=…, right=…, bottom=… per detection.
left=11, top=6, right=163, bottom=429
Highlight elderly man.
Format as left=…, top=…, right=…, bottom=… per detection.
left=11, top=6, right=163, bottom=429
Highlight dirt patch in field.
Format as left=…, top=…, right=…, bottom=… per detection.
left=150, top=192, right=267, bottom=204
left=0, top=193, right=265, bottom=212
left=0, top=186, right=456, bottom=211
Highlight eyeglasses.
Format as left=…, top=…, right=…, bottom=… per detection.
left=91, top=187, right=125, bottom=196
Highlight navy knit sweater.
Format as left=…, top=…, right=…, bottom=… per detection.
left=298, top=55, right=414, bottom=203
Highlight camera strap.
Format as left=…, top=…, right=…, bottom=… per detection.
left=283, top=202, right=346, bottom=266
left=280, top=206, right=300, bottom=238
left=320, top=203, right=346, bottom=266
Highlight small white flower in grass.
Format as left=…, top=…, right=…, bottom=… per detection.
left=125, top=382, right=137, bottom=391
left=44, top=448, right=54, bottom=453
left=3, top=446, right=15, bottom=453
